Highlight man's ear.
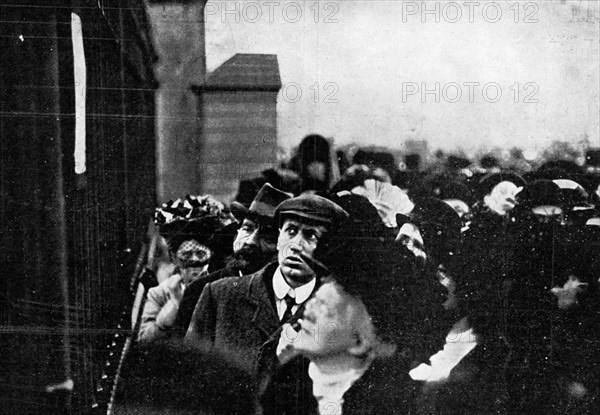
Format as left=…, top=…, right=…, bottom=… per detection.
left=347, top=330, right=371, bottom=357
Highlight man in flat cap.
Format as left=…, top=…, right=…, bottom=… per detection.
left=184, top=193, right=347, bottom=409
left=172, top=183, right=292, bottom=338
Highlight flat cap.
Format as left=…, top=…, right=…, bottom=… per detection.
left=275, top=193, right=348, bottom=226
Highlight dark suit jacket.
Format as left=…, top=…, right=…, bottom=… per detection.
left=185, top=262, right=288, bottom=375
left=172, top=265, right=238, bottom=338
left=186, top=261, right=323, bottom=415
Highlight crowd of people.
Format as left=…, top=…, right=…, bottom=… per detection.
left=120, top=134, right=600, bottom=415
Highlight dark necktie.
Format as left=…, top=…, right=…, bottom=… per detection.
left=281, top=293, right=296, bottom=322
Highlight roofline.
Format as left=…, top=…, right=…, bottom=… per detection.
left=191, top=84, right=282, bottom=93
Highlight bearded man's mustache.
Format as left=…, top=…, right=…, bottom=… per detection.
left=227, top=245, right=275, bottom=273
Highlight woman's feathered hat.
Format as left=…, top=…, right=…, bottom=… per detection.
left=155, top=195, right=237, bottom=253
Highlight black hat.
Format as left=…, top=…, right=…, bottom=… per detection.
left=438, top=180, right=473, bottom=205
left=414, top=174, right=474, bottom=206
left=446, top=155, right=471, bottom=170
left=328, top=193, right=391, bottom=239
left=230, top=183, right=292, bottom=224
left=261, top=167, right=301, bottom=195
left=302, top=193, right=391, bottom=279
left=331, top=164, right=375, bottom=194
left=553, top=179, right=592, bottom=208
left=156, top=195, right=236, bottom=253
left=537, top=160, right=584, bottom=179
left=233, top=178, right=265, bottom=209
left=480, top=154, right=499, bottom=169
left=477, top=171, right=526, bottom=199
left=274, top=193, right=348, bottom=226
left=396, top=197, right=462, bottom=265
left=517, top=180, right=563, bottom=210
left=314, top=209, right=422, bottom=347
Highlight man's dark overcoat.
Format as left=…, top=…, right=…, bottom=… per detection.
left=186, top=262, right=282, bottom=371
left=172, top=265, right=238, bottom=338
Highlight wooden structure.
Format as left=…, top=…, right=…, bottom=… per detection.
left=193, top=53, right=282, bottom=202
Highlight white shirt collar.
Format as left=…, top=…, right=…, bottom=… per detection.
left=272, top=266, right=316, bottom=304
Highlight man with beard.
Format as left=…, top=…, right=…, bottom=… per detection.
left=173, top=183, right=292, bottom=338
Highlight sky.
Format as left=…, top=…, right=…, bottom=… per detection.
left=204, top=0, right=599, bottom=156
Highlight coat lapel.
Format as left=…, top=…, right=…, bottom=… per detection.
left=247, top=264, right=323, bottom=338
left=247, top=263, right=280, bottom=338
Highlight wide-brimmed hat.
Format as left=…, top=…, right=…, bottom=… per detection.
left=536, top=160, right=584, bottom=181
left=552, top=180, right=595, bottom=225
left=517, top=180, right=563, bottom=210
left=313, top=201, right=430, bottom=347
left=230, top=183, right=292, bottom=224
left=437, top=180, right=473, bottom=206
left=552, top=179, right=592, bottom=208
left=330, top=192, right=394, bottom=240
left=305, top=193, right=392, bottom=276
left=156, top=195, right=236, bottom=253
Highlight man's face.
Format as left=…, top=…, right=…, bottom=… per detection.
left=231, top=217, right=277, bottom=273
left=293, top=280, right=371, bottom=358
left=174, top=239, right=212, bottom=284
left=277, top=218, right=327, bottom=286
